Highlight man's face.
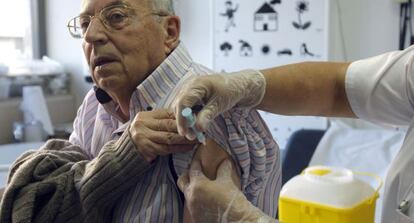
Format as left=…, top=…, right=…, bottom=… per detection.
left=81, top=0, right=170, bottom=98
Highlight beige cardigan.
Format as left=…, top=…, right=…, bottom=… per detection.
left=0, top=131, right=152, bottom=223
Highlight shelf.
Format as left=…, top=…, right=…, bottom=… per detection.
left=0, top=94, right=76, bottom=144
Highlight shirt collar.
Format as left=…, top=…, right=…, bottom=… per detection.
left=95, top=43, right=193, bottom=120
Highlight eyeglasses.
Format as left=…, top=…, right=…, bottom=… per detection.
left=67, top=4, right=168, bottom=39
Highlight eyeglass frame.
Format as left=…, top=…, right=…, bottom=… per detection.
left=67, top=3, right=169, bottom=39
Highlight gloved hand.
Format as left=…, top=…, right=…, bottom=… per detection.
left=173, top=70, right=266, bottom=140
left=177, top=159, right=277, bottom=223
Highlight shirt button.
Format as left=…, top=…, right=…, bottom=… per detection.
left=399, top=199, right=410, bottom=212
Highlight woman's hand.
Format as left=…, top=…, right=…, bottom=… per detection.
left=173, top=70, right=266, bottom=140
left=177, top=159, right=276, bottom=223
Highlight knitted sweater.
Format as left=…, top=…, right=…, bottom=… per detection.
left=0, top=131, right=151, bottom=223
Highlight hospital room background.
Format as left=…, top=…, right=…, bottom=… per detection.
left=0, top=0, right=410, bottom=222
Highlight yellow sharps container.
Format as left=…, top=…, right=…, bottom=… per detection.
left=279, top=166, right=382, bottom=223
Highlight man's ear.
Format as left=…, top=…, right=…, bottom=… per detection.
left=163, top=16, right=181, bottom=54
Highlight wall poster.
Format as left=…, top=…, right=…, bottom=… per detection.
left=213, top=0, right=329, bottom=149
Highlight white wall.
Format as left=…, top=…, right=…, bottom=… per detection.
left=176, top=0, right=214, bottom=67
left=45, top=0, right=90, bottom=108
left=44, top=0, right=403, bottom=107
left=178, top=0, right=402, bottom=67
left=329, top=0, right=400, bottom=61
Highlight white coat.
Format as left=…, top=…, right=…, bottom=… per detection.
left=345, top=45, right=414, bottom=223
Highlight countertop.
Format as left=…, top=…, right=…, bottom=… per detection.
left=0, top=142, right=44, bottom=187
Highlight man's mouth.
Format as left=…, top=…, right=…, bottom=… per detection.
left=93, top=56, right=118, bottom=70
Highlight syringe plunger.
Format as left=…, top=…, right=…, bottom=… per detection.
left=181, top=107, right=206, bottom=144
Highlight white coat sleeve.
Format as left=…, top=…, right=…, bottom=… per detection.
left=345, top=46, right=414, bottom=126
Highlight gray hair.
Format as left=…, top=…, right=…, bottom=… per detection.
left=151, top=0, right=175, bottom=15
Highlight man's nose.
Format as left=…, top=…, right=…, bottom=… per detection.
left=84, top=19, right=108, bottom=45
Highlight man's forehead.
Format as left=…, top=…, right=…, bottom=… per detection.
left=80, top=0, right=150, bottom=15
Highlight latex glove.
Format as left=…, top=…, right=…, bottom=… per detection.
left=173, top=69, right=266, bottom=140
left=129, top=110, right=197, bottom=162
left=177, top=159, right=277, bottom=223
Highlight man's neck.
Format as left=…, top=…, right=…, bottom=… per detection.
left=118, top=104, right=130, bottom=122
left=109, top=91, right=132, bottom=122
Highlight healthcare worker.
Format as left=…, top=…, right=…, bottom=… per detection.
left=173, top=46, right=414, bottom=223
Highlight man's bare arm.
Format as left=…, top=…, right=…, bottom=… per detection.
left=183, top=139, right=241, bottom=223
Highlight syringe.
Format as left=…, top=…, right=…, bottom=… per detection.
left=181, top=107, right=206, bottom=144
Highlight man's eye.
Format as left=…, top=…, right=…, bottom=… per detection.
left=81, top=21, right=90, bottom=29
left=107, top=12, right=127, bottom=24
left=79, top=18, right=90, bottom=30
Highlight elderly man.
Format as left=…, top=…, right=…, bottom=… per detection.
left=0, top=0, right=279, bottom=222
